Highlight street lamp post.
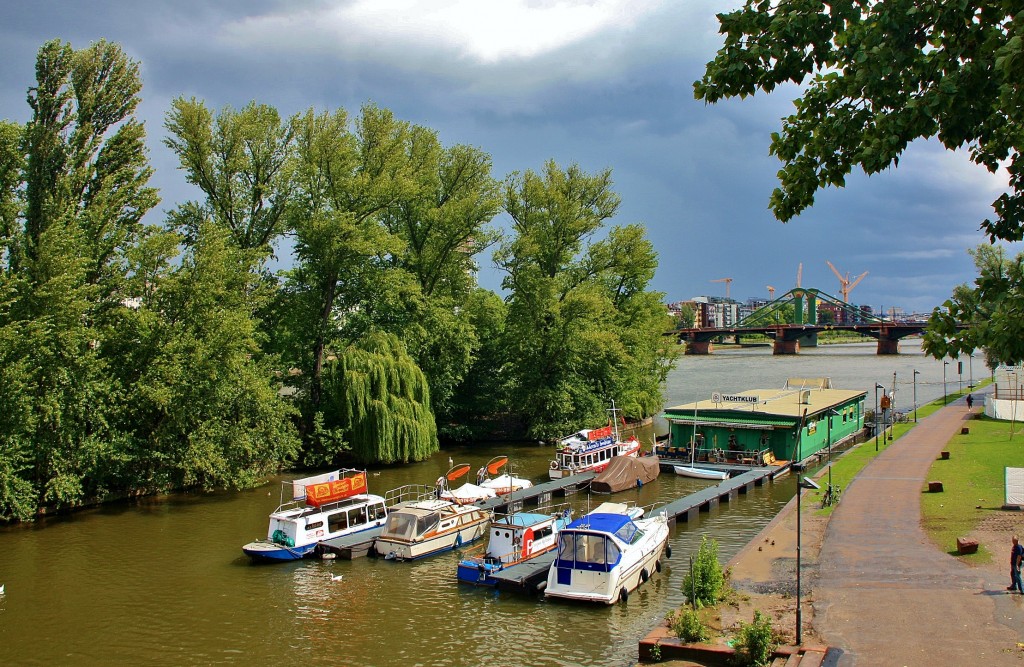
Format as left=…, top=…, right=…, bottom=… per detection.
left=958, top=358, right=963, bottom=395
left=795, top=471, right=819, bottom=645
left=969, top=352, right=974, bottom=389
left=890, top=371, right=896, bottom=441
left=826, top=408, right=839, bottom=491
left=943, top=361, right=949, bottom=405
left=874, top=383, right=884, bottom=451
left=913, top=369, right=921, bottom=423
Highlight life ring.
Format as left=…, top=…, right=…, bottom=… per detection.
left=549, top=460, right=558, bottom=470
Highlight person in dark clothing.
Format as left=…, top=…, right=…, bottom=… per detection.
left=1008, top=535, right=1023, bottom=593
left=966, top=393, right=974, bottom=410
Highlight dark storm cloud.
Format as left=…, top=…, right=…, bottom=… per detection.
left=0, top=1, right=1015, bottom=313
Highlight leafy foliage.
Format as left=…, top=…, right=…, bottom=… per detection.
left=672, top=608, right=710, bottom=644
left=496, top=160, right=676, bottom=438
left=319, top=331, right=438, bottom=464
left=732, top=610, right=778, bottom=667
left=924, top=244, right=1024, bottom=364
left=682, top=535, right=725, bottom=608
left=695, top=2, right=1024, bottom=241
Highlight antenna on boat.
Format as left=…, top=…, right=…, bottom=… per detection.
left=609, top=399, right=621, bottom=442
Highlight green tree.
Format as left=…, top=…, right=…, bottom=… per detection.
left=318, top=331, right=438, bottom=464
left=164, top=98, right=294, bottom=251
left=924, top=244, right=1024, bottom=364
left=695, top=2, right=1024, bottom=241
left=496, top=161, right=675, bottom=438
left=0, top=39, right=159, bottom=517
left=123, top=223, right=300, bottom=490
left=282, top=105, right=406, bottom=428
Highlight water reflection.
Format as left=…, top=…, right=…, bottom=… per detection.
left=1, top=341, right=962, bottom=665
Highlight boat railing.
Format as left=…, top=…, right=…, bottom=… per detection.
left=658, top=444, right=773, bottom=466
left=493, top=501, right=574, bottom=525
left=384, top=484, right=434, bottom=507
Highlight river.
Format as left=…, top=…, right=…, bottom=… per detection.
left=0, top=340, right=974, bottom=666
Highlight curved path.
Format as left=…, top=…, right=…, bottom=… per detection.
left=814, top=393, right=1024, bottom=665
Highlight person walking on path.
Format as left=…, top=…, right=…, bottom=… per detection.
left=1009, top=536, right=1023, bottom=593
left=966, top=393, right=974, bottom=410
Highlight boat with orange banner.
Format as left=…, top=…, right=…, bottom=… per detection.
left=242, top=469, right=388, bottom=563
left=374, top=464, right=492, bottom=561
left=548, top=402, right=642, bottom=480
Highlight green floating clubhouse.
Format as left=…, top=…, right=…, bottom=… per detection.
left=661, top=378, right=866, bottom=467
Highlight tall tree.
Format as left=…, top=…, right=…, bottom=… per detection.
left=283, top=105, right=406, bottom=423
left=0, top=39, right=160, bottom=517
left=164, top=98, right=294, bottom=251
left=496, top=161, right=674, bottom=438
left=694, top=2, right=1023, bottom=241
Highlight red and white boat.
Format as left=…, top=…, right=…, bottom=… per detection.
left=548, top=411, right=641, bottom=480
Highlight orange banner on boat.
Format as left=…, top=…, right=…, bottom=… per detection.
left=305, top=473, right=367, bottom=507
left=588, top=425, right=613, bottom=441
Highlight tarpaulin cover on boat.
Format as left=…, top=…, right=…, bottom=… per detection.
left=590, top=455, right=660, bottom=494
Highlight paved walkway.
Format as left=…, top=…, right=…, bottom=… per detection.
left=814, top=393, right=1024, bottom=666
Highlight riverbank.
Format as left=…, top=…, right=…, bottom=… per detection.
left=642, top=387, right=1024, bottom=665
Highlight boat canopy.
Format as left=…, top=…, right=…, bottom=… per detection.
left=567, top=513, right=638, bottom=544
left=590, top=455, right=660, bottom=493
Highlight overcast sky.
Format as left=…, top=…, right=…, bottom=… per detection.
left=1, top=1, right=1015, bottom=314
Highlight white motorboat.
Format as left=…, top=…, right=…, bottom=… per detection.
left=544, top=502, right=669, bottom=604
left=374, top=498, right=491, bottom=561
left=672, top=465, right=729, bottom=481
left=440, top=462, right=497, bottom=505
left=375, top=465, right=492, bottom=560
left=242, top=469, right=388, bottom=562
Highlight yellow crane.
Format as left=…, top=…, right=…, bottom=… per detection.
left=766, top=285, right=775, bottom=300
left=711, top=277, right=733, bottom=299
left=826, top=260, right=868, bottom=302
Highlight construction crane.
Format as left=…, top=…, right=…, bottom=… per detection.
left=796, top=263, right=802, bottom=288
left=766, top=285, right=776, bottom=300
left=826, top=260, right=868, bottom=302
left=711, top=277, right=733, bottom=299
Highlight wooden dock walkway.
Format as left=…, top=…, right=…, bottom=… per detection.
left=317, top=472, right=595, bottom=559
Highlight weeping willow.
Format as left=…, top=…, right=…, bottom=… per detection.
left=320, top=331, right=439, bottom=464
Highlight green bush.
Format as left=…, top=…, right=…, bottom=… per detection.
left=672, top=609, right=710, bottom=643
left=682, top=535, right=725, bottom=607
left=732, top=610, right=778, bottom=667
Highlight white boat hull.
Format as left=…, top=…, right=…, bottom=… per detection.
left=673, top=465, right=728, bottom=481
left=545, top=514, right=669, bottom=604
left=375, top=519, right=489, bottom=561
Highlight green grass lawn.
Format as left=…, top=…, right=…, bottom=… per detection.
left=920, top=414, right=1024, bottom=561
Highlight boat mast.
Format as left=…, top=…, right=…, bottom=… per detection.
left=609, top=399, right=621, bottom=442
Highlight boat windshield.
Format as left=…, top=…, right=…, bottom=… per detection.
left=557, top=532, right=620, bottom=569
left=380, top=510, right=438, bottom=541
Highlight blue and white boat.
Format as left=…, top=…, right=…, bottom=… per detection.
left=457, top=508, right=572, bottom=586
left=242, top=469, right=387, bottom=563
left=544, top=502, right=669, bottom=604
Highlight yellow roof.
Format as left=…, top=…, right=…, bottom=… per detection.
left=665, top=387, right=866, bottom=419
